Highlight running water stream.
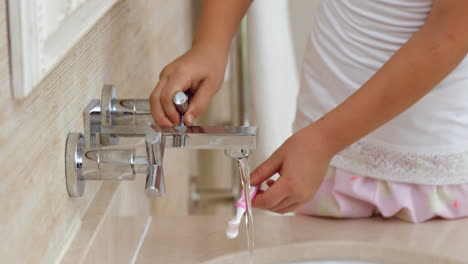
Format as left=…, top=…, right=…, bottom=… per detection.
left=236, top=157, right=255, bottom=258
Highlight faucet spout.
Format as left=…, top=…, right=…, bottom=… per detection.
left=100, top=125, right=256, bottom=150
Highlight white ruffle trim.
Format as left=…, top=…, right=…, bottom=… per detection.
left=331, top=139, right=468, bottom=185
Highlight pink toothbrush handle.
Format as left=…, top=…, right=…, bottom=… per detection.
left=236, top=185, right=260, bottom=209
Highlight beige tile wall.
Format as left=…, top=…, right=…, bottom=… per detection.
left=0, top=0, right=193, bottom=262
left=0, top=0, right=9, bottom=96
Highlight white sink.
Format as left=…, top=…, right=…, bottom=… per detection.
left=273, top=261, right=386, bottom=264
left=202, top=241, right=452, bottom=264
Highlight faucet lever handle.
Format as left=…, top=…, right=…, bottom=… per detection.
left=173, top=91, right=191, bottom=127
left=145, top=164, right=165, bottom=197
left=144, top=133, right=166, bottom=197
left=172, top=91, right=190, bottom=115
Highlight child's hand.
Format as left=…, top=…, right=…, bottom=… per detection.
left=150, top=47, right=227, bottom=126
left=251, top=126, right=334, bottom=214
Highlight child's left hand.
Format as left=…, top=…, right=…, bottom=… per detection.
left=250, top=125, right=334, bottom=214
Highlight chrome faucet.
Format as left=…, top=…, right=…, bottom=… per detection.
left=65, top=85, right=257, bottom=198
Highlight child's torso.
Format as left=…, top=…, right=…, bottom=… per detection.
left=295, top=0, right=468, bottom=185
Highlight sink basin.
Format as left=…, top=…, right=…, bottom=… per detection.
left=273, top=261, right=384, bottom=264
left=203, top=241, right=460, bottom=264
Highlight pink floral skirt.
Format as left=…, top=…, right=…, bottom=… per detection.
left=297, top=166, right=468, bottom=223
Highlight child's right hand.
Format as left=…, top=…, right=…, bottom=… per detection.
left=150, top=47, right=228, bottom=126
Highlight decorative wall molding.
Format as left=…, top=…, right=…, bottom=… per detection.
left=8, top=0, right=118, bottom=98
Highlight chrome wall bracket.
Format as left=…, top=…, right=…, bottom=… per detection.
left=65, top=133, right=86, bottom=197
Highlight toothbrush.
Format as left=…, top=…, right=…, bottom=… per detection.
left=226, top=185, right=259, bottom=239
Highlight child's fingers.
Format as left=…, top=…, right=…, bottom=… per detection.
left=250, top=151, right=283, bottom=186
left=185, top=80, right=216, bottom=124
left=266, top=179, right=275, bottom=187
left=256, top=189, right=264, bottom=196
left=253, top=193, right=286, bottom=211
left=252, top=176, right=289, bottom=210
left=150, top=81, right=174, bottom=126
left=276, top=203, right=301, bottom=214
left=160, top=77, right=188, bottom=125
left=269, top=197, right=296, bottom=212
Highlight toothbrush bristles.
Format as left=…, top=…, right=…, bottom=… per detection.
left=226, top=220, right=240, bottom=239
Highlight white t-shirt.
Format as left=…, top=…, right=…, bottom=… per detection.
left=293, top=0, right=468, bottom=185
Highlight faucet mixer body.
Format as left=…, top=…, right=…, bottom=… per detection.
left=66, top=85, right=257, bottom=197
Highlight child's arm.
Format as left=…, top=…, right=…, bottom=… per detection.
left=150, top=0, right=252, bottom=126
left=251, top=0, right=468, bottom=213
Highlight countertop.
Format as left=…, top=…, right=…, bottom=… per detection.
left=62, top=215, right=468, bottom=264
